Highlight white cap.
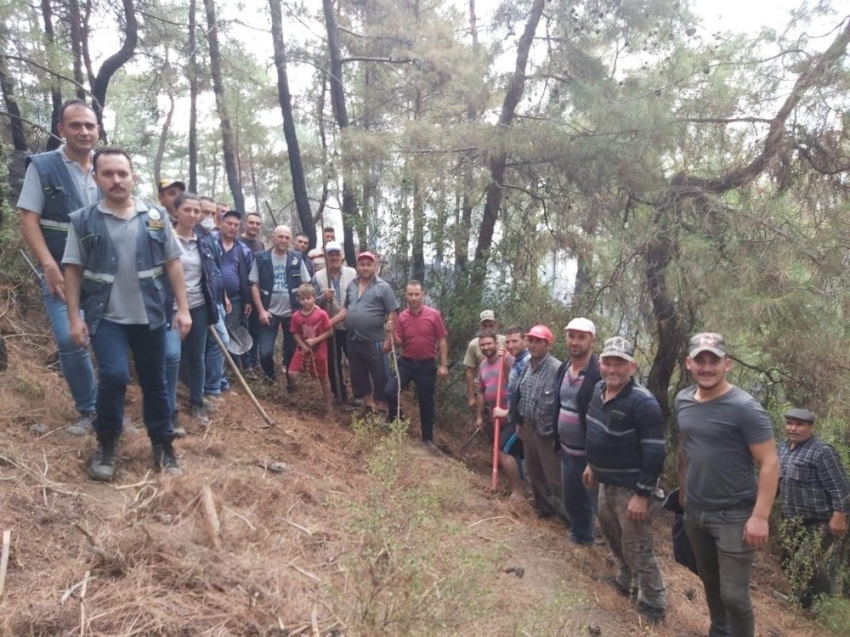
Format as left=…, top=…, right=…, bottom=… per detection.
left=564, top=317, right=596, bottom=336
left=325, top=241, right=343, bottom=253
left=307, top=248, right=324, bottom=259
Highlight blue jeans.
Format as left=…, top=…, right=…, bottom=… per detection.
left=204, top=303, right=229, bottom=396
left=258, top=314, right=296, bottom=382
left=684, top=505, right=755, bottom=637
left=90, top=320, right=173, bottom=444
left=42, top=279, right=97, bottom=413
left=165, top=305, right=209, bottom=412
left=560, top=453, right=597, bottom=545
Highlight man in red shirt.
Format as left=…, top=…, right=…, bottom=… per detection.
left=384, top=280, right=449, bottom=446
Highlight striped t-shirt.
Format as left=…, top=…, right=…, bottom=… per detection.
left=558, top=368, right=587, bottom=456
left=478, top=355, right=512, bottom=412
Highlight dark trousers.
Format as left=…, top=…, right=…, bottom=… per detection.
left=561, top=453, right=597, bottom=544
left=258, top=314, right=296, bottom=382
left=780, top=518, right=839, bottom=609
left=386, top=357, right=437, bottom=442
left=90, top=320, right=173, bottom=445
left=327, top=329, right=348, bottom=401
left=348, top=339, right=387, bottom=402
left=684, top=505, right=755, bottom=637
left=241, top=307, right=261, bottom=369
left=524, top=429, right=567, bottom=520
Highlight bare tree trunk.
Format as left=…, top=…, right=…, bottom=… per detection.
left=39, top=0, right=63, bottom=151
left=89, top=0, right=138, bottom=140
left=315, top=73, right=329, bottom=226
left=202, top=0, right=245, bottom=212
left=248, top=143, right=260, bottom=213
left=455, top=0, right=478, bottom=275
left=66, top=0, right=86, bottom=99
left=187, top=0, right=198, bottom=192
left=0, top=38, right=28, bottom=151
left=153, top=93, right=175, bottom=186
left=322, top=0, right=359, bottom=264
left=411, top=87, right=425, bottom=282
left=472, top=0, right=544, bottom=288
left=270, top=0, right=316, bottom=246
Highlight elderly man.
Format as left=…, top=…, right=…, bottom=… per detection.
left=778, top=407, right=850, bottom=608
left=332, top=251, right=398, bottom=413
left=464, top=310, right=506, bottom=413
left=584, top=336, right=667, bottom=623
left=250, top=225, right=312, bottom=388
left=509, top=325, right=564, bottom=520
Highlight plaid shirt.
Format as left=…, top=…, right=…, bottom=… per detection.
left=778, top=436, right=850, bottom=521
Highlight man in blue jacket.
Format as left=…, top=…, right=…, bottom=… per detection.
left=583, top=336, right=667, bottom=623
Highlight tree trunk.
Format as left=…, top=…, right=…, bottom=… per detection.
left=202, top=0, right=245, bottom=212
left=455, top=0, right=478, bottom=275
left=411, top=87, right=425, bottom=282
left=322, top=0, right=359, bottom=264
left=471, top=0, right=544, bottom=288
left=39, top=0, right=63, bottom=151
left=153, top=93, right=175, bottom=187
left=66, top=0, right=87, bottom=99
left=187, top=0, right=198, bottom=192
left=0, top=40, right=29, bottom=151
left=270, top=0, right=316, bottom=247
left=248, top=143, right=260, bottom=213
left=89, top=0, right=138, bottom=140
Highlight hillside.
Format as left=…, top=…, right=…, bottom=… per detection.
left=0, top=304, right=834, bottom=637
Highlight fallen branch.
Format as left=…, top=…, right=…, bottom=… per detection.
left=283, top=517, right=313, bottom=536
left=79, top=570, right=90, bottom=636
left=61, top=574, right=98, bottom=604
left=311, top=605, right=320, bottom=637
left=224, top=506, right=257, bottom=531
left=467, top=516, right=518, bottom=528
left=288, top=562, right=320, bottom=583
left=0, top=530, right=10, bottom=597
left=201, top=485, right=222, bottom=549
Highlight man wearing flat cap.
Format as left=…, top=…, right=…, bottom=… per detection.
left=157, top=178, right=185, bottom=223
left=778, top=407, right=850, bottom=608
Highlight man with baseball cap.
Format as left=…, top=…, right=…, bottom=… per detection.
left=676, top=332, right=778, bottom=637
left=508, top=325, right=565, bottom=519
left=552, top=317, right=601, bottom=545
left=778, top=407, right=849, bottom=608
left=463, top=310, right=506, bottom=413
left=314, top=241, right=357, bottom=402
left=584, top=336, right=667, bottom=622
left=157, top=179, right=185, bottom=222
left=332, top=251, right=398, bottom=413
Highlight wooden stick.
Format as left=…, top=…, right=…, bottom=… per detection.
left=79, top=570, right=90, bottom=637
left=311, top=605, right=320, bottom=637
left=200, top=485, right=222, bottom=550
left=208, top=326, right=274, bottom=428
left=0, top=530, right=10, bottom=598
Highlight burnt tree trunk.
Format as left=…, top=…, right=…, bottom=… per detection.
left=202, top=0, right=245, bottom=212
left=270, top=0, right=316, bottom=246
left=40, top=0, right=63, bottom=151
left=0, top=43, right=28, bottom=151
left=187, top=0, right=198, bottom=192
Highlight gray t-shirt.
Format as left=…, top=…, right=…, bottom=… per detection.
left=343, top=276, right=398, bottom=342
left=17, top=147, right=100, bottom=213
left=63, top=198, right=181, bottom=324
left=676, top=385, right=775, bottom=510
left=176, top=234, right=205, bottom=309
left=248, top=251, right=312, bottom=318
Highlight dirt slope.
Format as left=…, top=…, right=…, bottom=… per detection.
left=0, top=316, right=830, bottom=637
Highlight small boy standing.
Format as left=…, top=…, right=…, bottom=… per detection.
left=290, top=283, right=334, bottom=410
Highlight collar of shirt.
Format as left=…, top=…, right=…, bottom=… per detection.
left=601, top=377, right=636, bottom=403
left=97, top=196, right=147, bottom=219
left=528, top=353, right=551, bottom=371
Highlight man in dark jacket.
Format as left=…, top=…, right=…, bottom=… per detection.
left=552, top=317, right=601, bottom=545
left=583, top=336, right=667, bottom=623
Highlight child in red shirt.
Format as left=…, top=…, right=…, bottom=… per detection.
left=290, top=283, right=334, bottom=410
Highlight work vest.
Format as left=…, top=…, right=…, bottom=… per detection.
left=255, top=249, right=305, bottom=313
left=165, top=229, right=223, bottom=327
left=26, top=150, right=102, bottom=265
left=69, top=202, right=171, bottom=335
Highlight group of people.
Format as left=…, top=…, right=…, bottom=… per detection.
left=17, top=99, right=850, bottom=633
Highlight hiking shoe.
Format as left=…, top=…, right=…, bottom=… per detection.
left=201, top=397, right=219, bottom=413
left=88, top=440, right=116, bottom=482
left=603, top=575, right=635, bottom=599
left=190, top=403, right=210, bottom=428
left=152, top=443, right=183, bottom=476
left=67, top=411, right=96, bottom=436
left=171, top=410, right=187, bottom=438
left=637, top=602, right=666, bottom=624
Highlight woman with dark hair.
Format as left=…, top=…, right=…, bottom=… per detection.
left=165, top=192, right=223, bottom=433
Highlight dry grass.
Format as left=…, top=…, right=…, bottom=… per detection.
left=0, top=296, right=836, bottom=636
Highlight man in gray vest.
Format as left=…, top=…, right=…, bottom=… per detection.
left=63, top=147, right=191, bottom=481
left=250, top=225, right=312, bottom=389
left=18, top=99, right=99, bottom=435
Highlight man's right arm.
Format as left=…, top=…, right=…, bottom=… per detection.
left=20, top=210, right=65, bottom=299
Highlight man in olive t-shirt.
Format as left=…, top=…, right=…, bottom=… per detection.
left=676, top=333, right=778, bottom=637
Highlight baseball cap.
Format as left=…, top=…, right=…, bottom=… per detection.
left=688, top=332, right=727, bottom=358
left=600, top=336, right=634, bottom=362
left=221, top=209, right=241, bottom=220
left=357, top=251, right=377, bottom=262
left=479, top=310, right=496, bottom=322
left=325, top=241, right=343, bottom=253
left=526, top=325, right=554, bottom=344
left=564, top=317, right=596, bottom=336
left=784, top=408, right=815, bottom=423
left=158, top=179, right=185, bottom=193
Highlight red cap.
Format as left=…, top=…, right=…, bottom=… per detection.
left=357, top=251, right=377, bottom=263
left=525, top=324, right=554, bottom=344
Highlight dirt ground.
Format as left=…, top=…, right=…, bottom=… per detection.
left=0, top=305, right=833, bottom=636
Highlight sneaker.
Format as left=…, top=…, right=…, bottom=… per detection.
left=152, top=443, right=183, bottom=476
left=171, top=410, right=187, bottom=438
left=201, top=397, right=219, bottom=413
left=190, top=403, right=210, bottom=428
left=88, top=440, right=116, bottom=482
left=67, top=411, right=96, bottom=436
left=637, top=602, right=666, bottom=624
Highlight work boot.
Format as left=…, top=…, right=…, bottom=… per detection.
left=171, top=409, right=187, bottom=438
left=88, top=440, right=116, bottom=482
left=67, top=411, right=96, bottom=436
left=637, top=601, right=666, bottom=624
left=152, top=442, right=183, bottom=476
left=190, top=403, right=210, bottom=428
